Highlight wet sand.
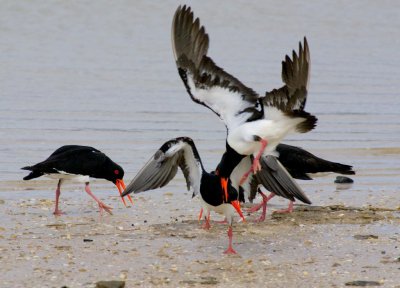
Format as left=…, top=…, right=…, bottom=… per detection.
left=1, top=174, right=400, bottom=287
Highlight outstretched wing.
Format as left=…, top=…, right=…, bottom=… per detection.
left=172, top=5, right=262, bottom=131
left=122, top=137, right=203, bottom=197
left=255, top=155, right=312, bottom=204
left=263, top=38, right=310, bottom=112
left=231, top=154, right=311, bottom=204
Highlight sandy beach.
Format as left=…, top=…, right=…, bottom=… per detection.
left=1, top=160, right=400, bottom=288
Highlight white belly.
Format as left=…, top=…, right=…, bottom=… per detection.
left=45, top=173, right=90, bottom=183
left=199, top=197, right=235, bottom=217
left=227, top=119, right=301, bottom=156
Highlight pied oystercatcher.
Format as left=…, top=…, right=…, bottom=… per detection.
left=233, top=144, right=355, bottom=221
left=22, top=145, right=131, bottom=215
left=172, top=6, right=317, bottom=186
left=121, top=137, right=245, bottom=254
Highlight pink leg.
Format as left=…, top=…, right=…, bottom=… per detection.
left=247, top=192, right=274, bottom=213
left=223, top=226, right=237, bottom=255
left=248, top=192, right=275, bottom=222
left=239, top=169, right=253, bottom=186
left=273, top=201, right=294, bottom=214
left=198, top=208, right=203, bottom=222
left=240, top=139, right=268, bottom=184
left=201, top=212, right=211, bottom=230
left=84, top=183, right=113, bottom=215
left=53, top=180, right=64, bottom=216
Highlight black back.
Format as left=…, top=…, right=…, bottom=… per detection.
left=22, top=145, right=124, bottom=183
left=276, top=144, right=355, bottom=180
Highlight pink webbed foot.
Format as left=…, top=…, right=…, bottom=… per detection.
left=247, top=202, right=263, bottom=213
left=98, top=201, right=113, bottom=215
left=223, top=226, right=237, bottom=255
left=224, top=246, right=237, bottom=255
left=247, top=191, right=274, bottom=222
left=254, top=212, right=266, bottom=223
left=202, top=220, right=211, bottom=230
left=201, top=213, right=211, bottom=230
left=273, top=201, right=294, bottom=214
left=53, top=209, right=65, bottom=216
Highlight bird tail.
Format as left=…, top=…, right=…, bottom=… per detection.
left=21, top=166, right=43, bottom=180
left=327, top=163, right=355, bottom=175
left=285, top=110, right=317, bottom=133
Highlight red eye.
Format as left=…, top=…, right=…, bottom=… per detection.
left=114, top=170, right=119, bottom=175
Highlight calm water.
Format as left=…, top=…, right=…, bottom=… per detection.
left=0, top=1, right=399, bottom=206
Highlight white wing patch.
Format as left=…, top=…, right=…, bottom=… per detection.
left=164, top=139, right=203, bottom=197
left=181, top=142, right=202, bottom=197
left=187, top=73, right=256, bottom=130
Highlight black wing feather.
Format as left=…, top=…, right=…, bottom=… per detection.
left=255, top=156, right=312, bottom=204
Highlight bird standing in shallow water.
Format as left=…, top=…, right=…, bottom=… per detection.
left=22, top=145, right=131, bottom=215
left=121, top=137, right=245, bottom=254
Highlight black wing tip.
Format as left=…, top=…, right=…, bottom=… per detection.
left=297, top=114, right=317, bottom=133
left=286, top=110, right=318, bottom=133
left=21, top=166, right=31, bottom=170
left=121, top=190, right=131, bottom=197
left=300, top=198, right=312, bottom=205
left=303, top=36, right=308, bottom=49
left=335, top=165, right=356, bottom=175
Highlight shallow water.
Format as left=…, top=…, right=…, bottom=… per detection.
left=0, top=1, right=400, bottom=287
left=1, top=0, right=399, bottom=207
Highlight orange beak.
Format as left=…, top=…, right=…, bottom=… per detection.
left=231, top=200, right=245, bottom=222
left=116, top=179, right=133, bottom=206
left=221, top=177, right=229, bottom=202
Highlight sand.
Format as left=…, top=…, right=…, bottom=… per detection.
left=1, top=181, right=399, bottom=288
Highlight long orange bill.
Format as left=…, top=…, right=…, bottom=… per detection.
left=116, top=179, right=133, bottom=206
left=120, top=180, right=133, bottom=204
left=221, top=177, right=229, bottom=202
left=231, top=200, right=245, bottom=222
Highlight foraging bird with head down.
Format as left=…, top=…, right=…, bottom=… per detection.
left=22, top=145, right=131, bottom=215
left=121, top=137, right=245, bottom=254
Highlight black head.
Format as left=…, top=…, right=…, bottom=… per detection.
left=95, top=157, right=128, bottom=205
left=99, top=158, right=125, bottom=184
left=200, top=173, right=239, bottom=205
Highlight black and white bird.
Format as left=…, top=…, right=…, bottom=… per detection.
left=172, top=5, right=317, bottom=186
left=233, top=143, right=355, bottom=221
left=171, top=5, right=316, bottom=214
left=22, top=145, right=131, bottom=215
left=121, top=137, right=245, bottom=254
